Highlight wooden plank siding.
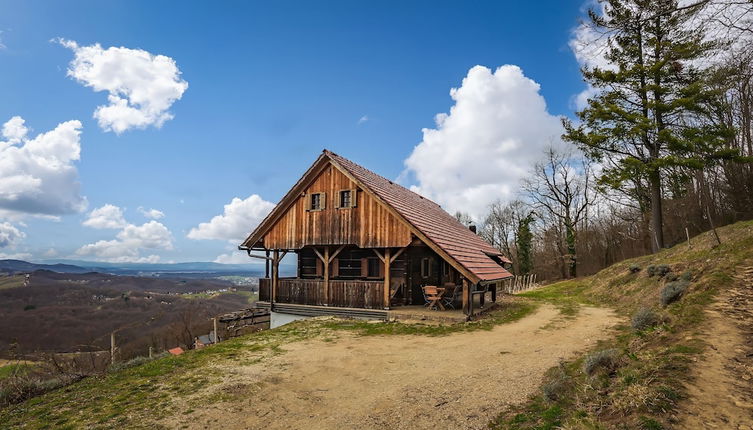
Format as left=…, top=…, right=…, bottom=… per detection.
left=263, top=164, right=412, bottom=249
left=259, top=277, right=383, bottom=309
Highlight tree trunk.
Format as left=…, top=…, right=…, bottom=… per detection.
left=649, top=169, right=665, bottom=252
left=565, top=219, right=577, bottom=278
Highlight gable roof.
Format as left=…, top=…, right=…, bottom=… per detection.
left=240, top=150, right=512, bottom=284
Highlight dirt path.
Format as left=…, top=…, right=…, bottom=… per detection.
left=169, top=304, right=620, bottom=430
left=677, top=265, right=753, bottom=429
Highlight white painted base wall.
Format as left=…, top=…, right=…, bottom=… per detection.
left=270, top=311, right=310, bottom=329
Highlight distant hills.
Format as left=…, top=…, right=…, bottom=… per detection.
left=0, top=259, right=295, bottom=277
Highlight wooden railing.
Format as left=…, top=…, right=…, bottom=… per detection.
left=257, top=278, right=384, bottom=309
left=502, top=274, right=539, bottom=294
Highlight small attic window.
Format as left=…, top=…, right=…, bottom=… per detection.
left=338, top=189, right=356, bottom=208
left=309, top=192, right=325, bottom=211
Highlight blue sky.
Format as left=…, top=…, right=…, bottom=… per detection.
left=0, top=0, right=590, bottom=264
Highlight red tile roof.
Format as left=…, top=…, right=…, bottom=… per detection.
left=325, top=150, right=512, bottom=283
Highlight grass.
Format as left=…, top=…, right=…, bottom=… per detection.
left=0, top=275, right=24, bottom=290
left=0, top=296, right=536, bottom=429
left=492, top=219, right=753, bottom=429
left=0, top=363, right=33, bottom=380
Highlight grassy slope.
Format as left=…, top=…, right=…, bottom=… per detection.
left=493, top=220, right=753, bottom=430
left=0, top=300, right=534, bottom=429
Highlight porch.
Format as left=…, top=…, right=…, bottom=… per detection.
left=259, top=277, right=384, bottom=309
left=258, top=277, right=499, bottom=321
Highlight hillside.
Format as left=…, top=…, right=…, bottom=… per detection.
left=0, top=270, right=257, bottom=358
left=1, top=221, right=751, bottom=429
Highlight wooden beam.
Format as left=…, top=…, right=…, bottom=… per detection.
left=328, top=244, right=346, bottom=263
left=389, top=247, right=405, bottom=263
left=383, top=248, right=391, bottom=309
left=312, top=247, right=326, bottom=263
left=372, top=249, right=385, bottom=263
left=462, top=278, right=470, bottom=316
left=323, top=246, right=330, bottom=306
left=272, top=250, right=279, bottom=305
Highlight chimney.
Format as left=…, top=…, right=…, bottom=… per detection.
left=468, top=225, right=477, bottom=234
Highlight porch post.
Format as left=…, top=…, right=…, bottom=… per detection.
left=265, top=250, right=270, bottom=278
left=383, top=248, right=391, bottom=309
left=272, top=249, right=279, bottom=305
left=462, top=278, right=470, bottom=316
left=323, top=246, right=330, bottom=306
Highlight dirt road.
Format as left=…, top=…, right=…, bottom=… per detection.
left=169, top=304, right=620, bottom=430
left=677, top=265, right=753, bottom=429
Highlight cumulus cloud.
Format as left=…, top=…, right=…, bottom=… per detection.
left=0, top=222, right=25, bottom=248
left=138, top=207, right=164, bottom=220
left=0, top=116, right=87, bottom=217
left=213, top=251, right=254, bottom=265
left=77, top=220, right=173, bottom=263
left=358, top=115, right=369, bottom=124
left=188, top=194, right=276, bottom=242
left=58, top=39, right=188, bottom=134
left=82, top=204, right=127, bottom=229
left=403, top=65, right=563, bottom=220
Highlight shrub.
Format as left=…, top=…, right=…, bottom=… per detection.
left=542, top=362, right=569, bottom=402
left=631, top=307, right=662, bottom=330
left=108, top=352, right=166, bottom=373
left=647, top=265, right=657, bottom=277
left=0, top=375, right=66, bottom=406
left=661, top=280, right=689, bottom=306
left=665, top=273, right=679, bottom=282
left=23, top=304, right=35, bottom=311
left=583, top=348, right=621, bottom=377
left=629, top=264, right=641, bottom=274
left=655, top=265, right=671, bottom=278
left=680, top=271, right=692, bottom=281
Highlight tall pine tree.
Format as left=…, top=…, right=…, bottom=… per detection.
left=563, top=0, right=733, bottom=251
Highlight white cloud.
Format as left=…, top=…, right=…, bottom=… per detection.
left=358, top=115, right=369, bottom=124
left=403, top=65, right=563, bottom=220
left=0, top=252, right=32, bottom=260
left=213, top=251, right=256, bottom=265
left=58, top=39, right=188, bottom=134
left=138, top=207, right=164, bottom=220
left=0, top=116, right=87, bottom=217
left=43, top=248, right=59, bottom=258
left=188, top=194, right=276, bottom=242
left=0, top=222, right=24, bottom=248
left=76, top=220, right=173, bottom=263
left=82, top=204, right=127, bottom=229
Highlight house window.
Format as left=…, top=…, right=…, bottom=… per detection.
left=421, top=258, right=432, bottom=278
left=339, top=190, right=351, bottom=208
left=367, top=258, right=381, bottom=278
left=309, top=192, right=325, bottom=211
left=443, top=261, right=451, bottom=277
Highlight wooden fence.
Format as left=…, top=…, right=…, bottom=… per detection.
left=502, top=274, right=539, bottom=294
left=258, top=277, right=384, bottom=309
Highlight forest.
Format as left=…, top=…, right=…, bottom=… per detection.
left=470, top=0, right=753, bottom=282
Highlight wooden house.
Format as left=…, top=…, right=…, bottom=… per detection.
left=239, top=150, right=512, bottom=323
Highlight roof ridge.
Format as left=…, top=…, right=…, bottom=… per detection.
left=324, top=150, right=443, bottom=209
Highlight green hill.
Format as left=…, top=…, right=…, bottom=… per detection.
left=1, top=221, right=751, bottom=430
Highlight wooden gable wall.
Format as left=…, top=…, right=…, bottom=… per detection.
left=263, top=163, right=412, bottom=249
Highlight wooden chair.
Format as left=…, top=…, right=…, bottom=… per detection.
left=422, top=285, right=445, bottom=310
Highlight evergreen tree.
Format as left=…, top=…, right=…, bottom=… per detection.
left=563, top=0, right=734, bottom=252
left=515, top=212, right=535, bottom=275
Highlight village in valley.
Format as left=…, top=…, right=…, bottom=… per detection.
left=1, top=1, right=753, bottom=429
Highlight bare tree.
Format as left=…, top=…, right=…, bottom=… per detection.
left=523, top=147, right=592, bottom=278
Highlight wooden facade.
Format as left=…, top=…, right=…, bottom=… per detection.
left=262, top=164, right=412, bottom=250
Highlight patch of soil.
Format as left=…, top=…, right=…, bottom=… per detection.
left=164, top=304, right=621, bottom=430
left=676, top=265, right=753, bottom=429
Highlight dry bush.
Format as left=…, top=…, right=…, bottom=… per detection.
left=583, top=349, right=621, bottom=377
left=631, top=308, right=663, bottom=331
left=661, top=280, right=690, bottom=306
